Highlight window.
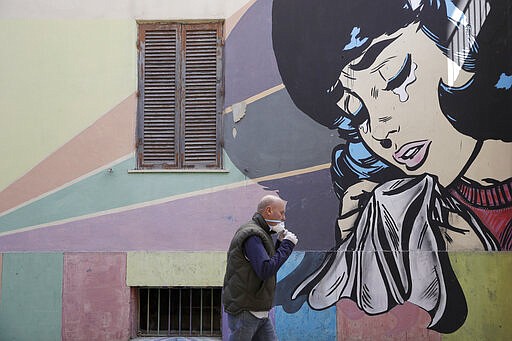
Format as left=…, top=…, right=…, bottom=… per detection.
left=137, top=22, right=224, bottom=169
left=137, top=287, right=222, bottom=337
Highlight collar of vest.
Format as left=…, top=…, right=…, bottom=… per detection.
left=252, top=213, right=275, bottom=235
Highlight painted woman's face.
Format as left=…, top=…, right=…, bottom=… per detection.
left=339, top=23, right=477, bottom=186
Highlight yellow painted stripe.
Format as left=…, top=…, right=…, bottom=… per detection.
left=127, top=251, right=227, bottom=286
left=0, top=20, right=137, bottom=191
left=444, top=252, right=512, bottom=339
left=224, top=84, right=285, bottom=114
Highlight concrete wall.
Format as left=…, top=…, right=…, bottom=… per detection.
left=0, top=0, right=510, bottom=340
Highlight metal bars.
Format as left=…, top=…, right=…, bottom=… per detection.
left=137, top=287, right=222, bottom=337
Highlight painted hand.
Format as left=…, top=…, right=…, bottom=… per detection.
left=277, top=229, right=288, bottom=242
left=337, top=180, right=378, bottom=240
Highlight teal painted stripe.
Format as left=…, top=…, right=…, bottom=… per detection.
left=0, top=152, right=246, bottom=233
left=0, top=253, right=63, bottom=341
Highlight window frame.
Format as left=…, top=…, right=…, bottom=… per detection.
left=136, top=21, right=224, bottom=170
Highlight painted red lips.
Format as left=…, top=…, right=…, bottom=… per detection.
left=393, top=140, right=432, bottom=170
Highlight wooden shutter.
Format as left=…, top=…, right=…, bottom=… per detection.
left=181, top=23, right=222, bottom=168
left=138, top=24, right=179, bottom=168
left=137, top=22, right=223, bottom=169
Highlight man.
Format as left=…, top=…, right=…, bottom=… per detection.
left=223, top=194, right=298, bottom=341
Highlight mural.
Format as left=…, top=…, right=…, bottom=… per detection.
left=0, top=0, right=510, bottom=339
left=272, top=0, right=511, bottom=334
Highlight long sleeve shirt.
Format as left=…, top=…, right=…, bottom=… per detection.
left=243, top=235, right=295, bottom=281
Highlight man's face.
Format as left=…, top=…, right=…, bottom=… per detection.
left=264, top=200, right=286, bottom=225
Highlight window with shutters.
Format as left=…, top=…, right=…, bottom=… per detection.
left=136, top=22, right=223, bottom=170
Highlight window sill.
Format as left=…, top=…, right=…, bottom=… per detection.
left=128, top=169, right=229, bottom=174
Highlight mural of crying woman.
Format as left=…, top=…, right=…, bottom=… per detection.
left=272, top=0, right=511, bottom=334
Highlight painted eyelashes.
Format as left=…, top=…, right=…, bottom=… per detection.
left=384, top=53, right=418, bottom=102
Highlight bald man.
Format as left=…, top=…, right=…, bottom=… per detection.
left=223, top=195, right=298, bottom=341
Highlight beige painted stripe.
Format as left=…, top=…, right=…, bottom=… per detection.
left=1, top=0, right=253, bottom=20
left=127, top=251, right=227, bottom=286
left=225, top=0, right=256, bottom=38
left=0, top=163, right=330, bottom=237
left=0, top=93, right=137, bottom=215
left=223, top=83, right=285, bottom=114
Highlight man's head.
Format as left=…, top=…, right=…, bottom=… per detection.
left=257, top=195, right=286, bottom=225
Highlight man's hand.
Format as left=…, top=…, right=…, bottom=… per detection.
left=337, top=180, right=378, bottom=240
left=277, top=229, right=288, bottom=241
left=283, top=231, right=298, bottom=245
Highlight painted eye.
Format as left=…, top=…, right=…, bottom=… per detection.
left=384, top=54, right=417, bottom=102
left=392, top=62, right=417, bottom=102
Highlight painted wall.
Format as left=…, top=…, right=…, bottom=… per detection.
left=0, top=0, right=510, bottom=340
left=62, top=253, right=131, bottom=341
left=0, top=253, right=62, bottom=340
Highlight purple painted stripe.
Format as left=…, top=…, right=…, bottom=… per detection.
left=0, top=168, right=338, bottom=252
left=0, top=184, right=271, bottom=252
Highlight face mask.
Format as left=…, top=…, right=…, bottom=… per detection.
left=265, top=219, right=285, bottom=233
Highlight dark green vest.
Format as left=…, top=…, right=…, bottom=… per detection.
left=222, top=215, right=276, bottom=314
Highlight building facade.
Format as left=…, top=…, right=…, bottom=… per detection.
left=0, top=0, right=510, bottom=340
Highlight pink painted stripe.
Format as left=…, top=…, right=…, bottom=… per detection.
left=62, top=253, right=131, bottom=341
left=0, top=93, right=136, bottom=214
left=336, top=300, right=441, bottom=340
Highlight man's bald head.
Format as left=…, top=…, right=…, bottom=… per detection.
left=257, top=195, right=287, bottom=225
left=257, top=195, right=284, bottom=213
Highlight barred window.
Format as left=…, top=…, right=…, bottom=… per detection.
left=137, top=22, right=223, bottom=169
left=137, top=287, right=222, bottom=337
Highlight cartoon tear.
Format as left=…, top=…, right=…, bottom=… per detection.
left=392, top=62, right=417, bottom=102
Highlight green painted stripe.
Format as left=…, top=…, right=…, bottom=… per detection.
left=0, top=152, right=246, bottom=233
left=0, top=253, right=63, bottom=341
